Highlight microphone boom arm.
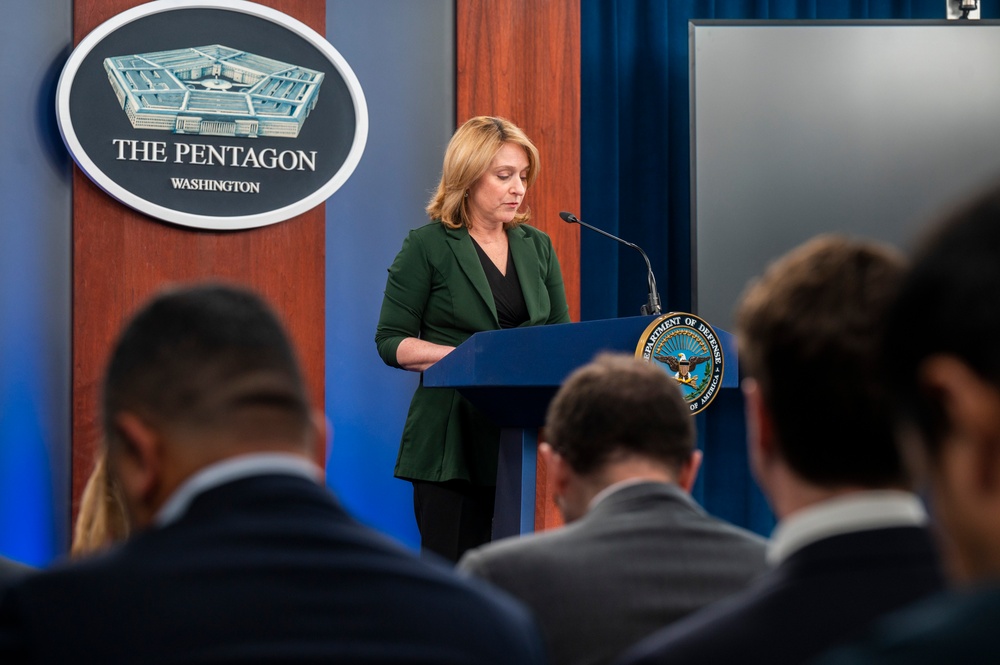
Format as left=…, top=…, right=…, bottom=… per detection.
left=559, top=211, right=662, bottom=316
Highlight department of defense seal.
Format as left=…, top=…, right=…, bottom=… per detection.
left=635, top=313, right=725, bottom=415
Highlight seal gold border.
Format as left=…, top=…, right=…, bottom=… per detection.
left=635, top=312, right=725, bottom=416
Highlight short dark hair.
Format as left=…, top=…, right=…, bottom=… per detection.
left=102, top=284, right=310, bottom=444
left=885, top=184, right=1000, bottom=459
left=736, top=235, right=906, bottom=487
left=544, top=353, right=695, bottom=476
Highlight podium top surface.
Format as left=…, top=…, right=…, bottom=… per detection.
left=424, top=316, right=666, bottom=389
left=422, top=316, right=738, bottom=427
left=426, top=316, right=738, bottom=388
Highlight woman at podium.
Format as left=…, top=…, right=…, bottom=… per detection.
left=376, top=116, right=570, bottom=562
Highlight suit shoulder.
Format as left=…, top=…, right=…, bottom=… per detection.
left=815, top=591, right=998, bottom=665
left=705, top=515, right=768, bottom=548
left=409, top=221, right=450, bottom=237
left=400, top=221, right=452, bottom=248
left=514, top=223, right=555, bottom=244
left=459, top=522, right=583, bottom=579
left=645, top=485, right=767, bottom=551
left=391, top=222, right=458, bottom=268
left=0, top=556, right=34, bottom=588
left=618, top=581, right=765, bottom=665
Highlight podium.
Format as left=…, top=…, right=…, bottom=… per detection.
left=424, top=315, right=739, bottom=539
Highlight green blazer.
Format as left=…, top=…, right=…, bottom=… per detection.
left=376, top=222, right=571, bottom=485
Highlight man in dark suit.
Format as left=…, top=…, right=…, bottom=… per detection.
left=0, top=284, right=546, bottom=664
left=618, top=236, right=945, bottom=665
left=458, top=353, right=767, bottom=665
left=816, top=185, right=1000, bottom=664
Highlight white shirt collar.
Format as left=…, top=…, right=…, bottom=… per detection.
left=154, top=453, right=323, bottom=527
left=767, top=490, right=927, bottom=566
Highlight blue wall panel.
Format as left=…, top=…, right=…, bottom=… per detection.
left=325, top=0, right=455, bottom=550
left=0, top=0, right=73, bottom=565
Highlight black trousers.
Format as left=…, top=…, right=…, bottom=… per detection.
left=412, top=480, right=495, bottom=563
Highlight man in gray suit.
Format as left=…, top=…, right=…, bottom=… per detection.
left=458, top=353, right=767, bottom=665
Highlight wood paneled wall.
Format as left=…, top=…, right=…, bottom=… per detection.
left=457, top=0, right=581, bottom=531
left=71, top=0, right=327, bottom=520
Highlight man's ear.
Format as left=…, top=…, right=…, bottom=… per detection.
left=540, top=442, right=571, bottom=497
left=110, top=412, right=164, bottom=521
left=743, top=378, right=777, bottom=481
left=308, top=409, right=330, bottom=477
left=676, top=449, right=703, bottom=493
left=919, top=356, right=1000, bottom=495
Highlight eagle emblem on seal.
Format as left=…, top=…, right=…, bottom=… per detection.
left=654, top=351, right=710, bottom=386
left=636, top=312, right=726, bottom=415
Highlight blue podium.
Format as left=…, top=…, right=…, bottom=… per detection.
left=423, top=315, right=739, bottom=539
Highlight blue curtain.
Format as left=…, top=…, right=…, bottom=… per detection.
left=579, top=0, right=983, bottom=535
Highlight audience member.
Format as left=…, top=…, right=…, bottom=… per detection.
left=70, top=449, right=129, bottom=557
left=0, top=284, right=545, bottom=664
left=816, top=185, right=1000, bottom=664
left=459, top=353, right=767, bottom=665
left=618, top=235, right=945, bottom=665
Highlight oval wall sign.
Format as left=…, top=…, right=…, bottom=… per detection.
left=56, top=0, right=368, bottom=230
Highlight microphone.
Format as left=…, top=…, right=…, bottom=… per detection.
left=559, top=211, right=662, bottom=316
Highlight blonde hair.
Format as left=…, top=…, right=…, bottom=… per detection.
left=71, top=449, right=129, bottom=557
left=426, top=116, right=540, bottom=230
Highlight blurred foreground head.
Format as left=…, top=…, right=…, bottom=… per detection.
left=101, top=284, right=319, bottom=529
left=736, top=235, right=907, bottom=500
left=884, top=186, right=1000, bottom=582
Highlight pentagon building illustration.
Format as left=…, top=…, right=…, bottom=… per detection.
left=104, top=45, right=325, bottom=138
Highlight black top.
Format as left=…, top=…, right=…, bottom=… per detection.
left=472, top=238, right=529, bottom=328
